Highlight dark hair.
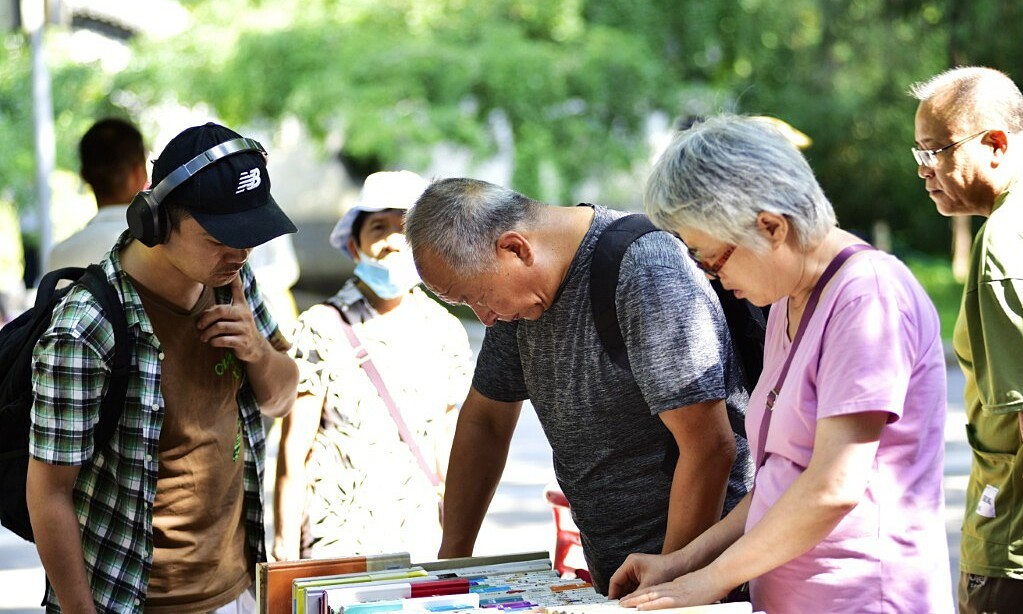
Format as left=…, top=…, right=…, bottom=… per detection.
left=351, top=211, right=372, bottom=249
left=79, top=118, right=145, bottom=200
left=163, top=198, right=193, bottom=233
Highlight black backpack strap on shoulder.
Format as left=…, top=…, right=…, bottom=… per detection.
left=590, top=215, right=764, bottom=445
left=590, top=214, right=659, bottom=371
left=77, top=264, right=130, bottom=451
left=35, top=267, right=87, bottom=307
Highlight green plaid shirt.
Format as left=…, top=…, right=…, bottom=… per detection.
left=30, top=232, right=274, bottom=612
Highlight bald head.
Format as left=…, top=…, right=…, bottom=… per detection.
left=909, top=67, right=1023, bottom=134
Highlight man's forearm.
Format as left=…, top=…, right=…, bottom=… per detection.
left=438, top=420, right=509, bottom=556
left=438, top=392, right=520, bottom=557
left=28, top=482, right=95, bottom=612
left=662, top=450, right=732, bottom=553
left=658, top=401, right=736, bottom=554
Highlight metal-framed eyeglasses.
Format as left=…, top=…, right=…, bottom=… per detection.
left=687, top=244, right=736, bottom=280
left=911, top=130, right=989, bottom=168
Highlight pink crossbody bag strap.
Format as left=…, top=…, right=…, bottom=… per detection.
left=753, top=244, right=875, bottom=474
left=329, top=303, right=441, bottom=488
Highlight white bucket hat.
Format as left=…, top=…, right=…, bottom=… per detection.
left=329, top=170, right=430, bottom=258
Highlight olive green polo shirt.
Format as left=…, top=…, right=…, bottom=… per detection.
left=955, top=189, right=1023, bottom=579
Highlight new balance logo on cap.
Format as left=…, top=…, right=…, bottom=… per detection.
left=236, top=168, right=262, bottom=194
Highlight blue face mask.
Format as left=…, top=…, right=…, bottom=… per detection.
left=353, top=249, right=422, bottom=300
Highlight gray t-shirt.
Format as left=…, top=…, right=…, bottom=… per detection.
left=473, top=205, right=753, bottom=593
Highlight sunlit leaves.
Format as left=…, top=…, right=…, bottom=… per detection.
left=3, top=0, right=1023, bottom=256
left=115, top=0, right=668, bottom=202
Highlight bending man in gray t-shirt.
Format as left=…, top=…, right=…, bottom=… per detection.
left=405, top=178, right=753, bottom=594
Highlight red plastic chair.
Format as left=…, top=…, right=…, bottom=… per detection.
left=543, top=482, right=590, bottom=582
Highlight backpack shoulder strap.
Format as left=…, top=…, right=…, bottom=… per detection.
left=35, top=267, right=87, bottom=307
left=77, top=264, right=130, bottom=451
left=590, top=214, right=659, bottom=371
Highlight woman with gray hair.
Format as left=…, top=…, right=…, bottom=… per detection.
left=609, top=115, right=953, bottom=612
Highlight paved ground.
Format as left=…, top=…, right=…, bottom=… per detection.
left=0, top=319, right=968, bottom=612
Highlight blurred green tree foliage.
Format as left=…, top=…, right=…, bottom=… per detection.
left=3, top=0, right=1022, bottom=255
left=0, top=35, right=34, bottom=207
left=0, top=32, right=125, bottom=209
left=115, top=0, right=679, bottom=204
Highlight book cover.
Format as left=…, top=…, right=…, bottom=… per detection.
left=295, top=568, right=431, bottom=614
left=256, top=552, right=412, bottom=614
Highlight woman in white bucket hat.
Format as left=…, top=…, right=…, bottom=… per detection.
left=273, top=171, right=473, bottom=561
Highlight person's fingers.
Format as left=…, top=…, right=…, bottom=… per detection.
left=230, top=274, right=246, bottom=305
left=607, top=568, right=636, bottom=600
left=619, top=587, right=656, bottom=608
left=199, top=319, right=245, bottom=343
left=634, top=595, right=682, bottom=611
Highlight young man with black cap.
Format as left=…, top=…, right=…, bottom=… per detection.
left=26, top=122, right=299, bottom=613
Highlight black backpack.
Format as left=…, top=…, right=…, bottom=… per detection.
left=590, top=214, right=768, bottom=441
left=0, top=265, right=130, bottom=542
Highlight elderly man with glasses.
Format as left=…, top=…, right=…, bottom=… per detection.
left=911, top=66, right=1023, bottom=613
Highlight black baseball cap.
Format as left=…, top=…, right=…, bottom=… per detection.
left=151, top=122, right=297, bottom=249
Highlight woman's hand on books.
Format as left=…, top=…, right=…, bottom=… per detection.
left=615, top=567, right=730, bottom=610
left=607, top=552, right=681, bottom=600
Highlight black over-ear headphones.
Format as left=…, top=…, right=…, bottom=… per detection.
left=126, top=137, right=267, bottom=247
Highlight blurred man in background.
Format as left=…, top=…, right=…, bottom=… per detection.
left=48, top=117, right=148, bottom=271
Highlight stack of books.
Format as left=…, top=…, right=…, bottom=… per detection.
left=255, top=551, right=752, bottom=614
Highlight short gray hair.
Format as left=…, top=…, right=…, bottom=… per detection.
left=908, top=66, right=1023, bottom=133
left=404, top=177, right=542, bottom=275
left=645, top=114, right=836, bottom=251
